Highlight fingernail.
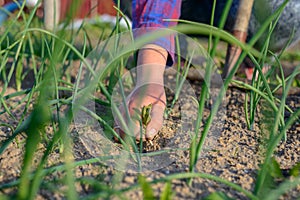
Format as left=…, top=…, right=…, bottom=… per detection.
left=148, top=128, right=157, bottom=137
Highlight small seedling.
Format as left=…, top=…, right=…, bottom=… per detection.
left=141, top=103, right=152, bottom=127
left=141, top=103, right=153, bottom=145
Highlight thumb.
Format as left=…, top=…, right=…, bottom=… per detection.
left=145, top=104, right=165, bottom=140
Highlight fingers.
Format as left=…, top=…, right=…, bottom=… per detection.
left=144, top=104, right=165, bottom=140
left=113, top=84, right=166, bottom=143
left=114, top=107, right=138, bottom=137
left=114, top=106, right=140, bottom=142
left=115, top=103, right=165, bottom=142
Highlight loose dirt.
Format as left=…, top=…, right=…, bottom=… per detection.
left=0, top=61, right=299, bottom=199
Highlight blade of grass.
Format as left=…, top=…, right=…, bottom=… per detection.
left=160, top=181, right=173, bottom=200
left=207, top=0, right=217, bottom=54
left=254, top=64, right=300, bottom=195
left=17, top=103, right=51, bottom=199
left=122, top=172, right=259, bottom=200
left=264, top=176, right=300, bottom=200
left=247, top=2, right=289, bottom=129
left=138, top=175, right=155, bottom=199
left=210, top=0, right=233, bottom=58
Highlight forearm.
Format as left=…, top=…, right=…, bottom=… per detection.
left=136, top=44, right=168, bottom=86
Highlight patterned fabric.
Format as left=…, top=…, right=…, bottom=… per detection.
left=132, top=0, right=182, bottom=65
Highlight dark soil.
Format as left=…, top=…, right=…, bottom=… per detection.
left=0, top=53, right=299, bottom=199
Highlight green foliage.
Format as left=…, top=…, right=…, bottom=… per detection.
left=138, top=175, right=155, bottom=200
left=160, top=182, right=173, bottom=200
left=292, top=78, right=300, bottom=87
left=0, top=0, right=299, bottom=199
left=204, top=192, right=234, bottom=200
left=0, top=194, right=8, bottom=200
left=253, top=157, right=285, bottom=199
left=269, top=157, right=284, bottom=179
left=290, top=162, right=300, bottom=177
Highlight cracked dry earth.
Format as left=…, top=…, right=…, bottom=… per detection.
left=0, top=70, right=300, bottom=199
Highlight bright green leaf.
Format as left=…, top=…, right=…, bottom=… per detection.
left=269, top=157, right=284, bottom=179
left=204, top=192, right=234, bottom=200
left=138, top=175, right=155, bottom=200
left=290, top=162, right=300, bottom=177
left=160, top=182, right=173, bottom=200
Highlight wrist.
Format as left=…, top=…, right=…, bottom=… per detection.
left=136, top=44, right=167, bottom=86
left=136, top=64, right=165, bottom=86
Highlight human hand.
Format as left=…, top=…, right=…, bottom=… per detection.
left=114, top=83, right=166, bottom=142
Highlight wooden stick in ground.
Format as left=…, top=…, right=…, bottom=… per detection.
left=222, top=0, right=254, bottom=79
left=44, top=0, right=60, bottom=30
